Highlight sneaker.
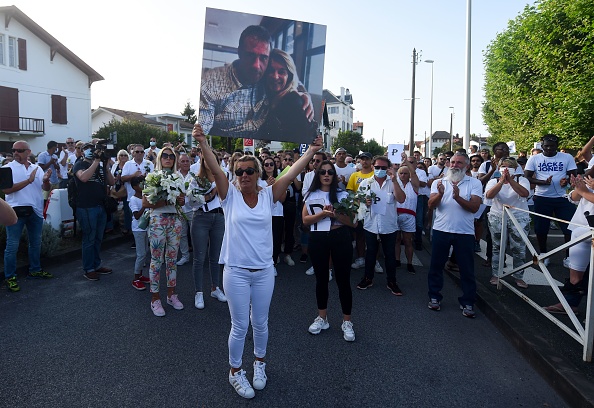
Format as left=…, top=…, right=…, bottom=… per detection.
left=28, top=270, right=53, bottom=279
left=229, top=369, right=255, bottom=399
left=563, top=257, right=570, bottom=268
left=351, top=257, right=365, bottom=269
left=299, top=253, right=308, bottom=263
left=308, top=316, right=330, bottom=334
left=356, top=277, right=373, bottom=290
left=387, top=281, right=403, bottom=296
left=195, top=292, right=204, bottom=309
left=284, top=254, right=295, bottom=266
left=515, top=279, right=529, bottom=289
left=474, top=241, right=481, bottom=252
left=329, top=269, right=333, bottom=282
left=341, top=320, right=355, bottom=342
left=151, top=299, right=166, bottom=317
left=138, top=275, right=150, bottom=283
left=395, top=260, right=402, bottom=268
left=489, top=276, right=499, bottom=285
left=211, top=287, right=227, bottom=302
left=428, top=298, right=441, bottom=311
left=461, top=304, right=476, bottom=318
left=167, top=294, right=184, bottom=310
left=543, top=258, right=550, bottom=267
left=407, top=264, right=416, bottom=274
left=305, top=266, right=314, bottom=275
left=374, top=261, right=383, bottom=273
left=176, top=256, right=190, bottom=266
left=131, top=243, right=136, bottom=249
left=252, top=361, right=267, bottom=390
left=132, top=279, right=146, bottom=290
left=96, top=267, right=112, bottom=275
left=5, top=276, right=20, bottom=292
left=83, top=271, right=100, bottom=281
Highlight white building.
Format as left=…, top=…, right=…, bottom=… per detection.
left=324, top=87, right=354, bottom=148
left=0, top=6, right=103, bottom=155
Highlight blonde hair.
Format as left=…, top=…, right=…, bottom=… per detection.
left=117, top=149, right=129, bottom=161
left=155, top=148, right=177, bottom=172
left=499, top=157, right=518, bottom=169
left=234, top=155, right=262, bottom=176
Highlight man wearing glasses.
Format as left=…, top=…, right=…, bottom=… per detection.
left=2, top=141, right=53, bottom=292
left=524, top=134, right=577, bottom=266
left=58, top=138, right=77, bottom=188
left=121, top=144, right=154, bottom=200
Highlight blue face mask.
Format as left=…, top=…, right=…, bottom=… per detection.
left=83, top=148, right=94, bottom=160
left=374, top=169, right=387, bottom=178
left=150, top=141, right=156, bottom=147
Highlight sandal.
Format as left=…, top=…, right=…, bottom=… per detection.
left=515, top=279, right=528, bottom=289
left=543, top=304, right=579, bottom=315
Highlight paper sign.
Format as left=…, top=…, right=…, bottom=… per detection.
left=305, top=198, right=331, bottom=231
left=372, top=189, right=387, bottom=216
left=388, top=144, right=404, bottom=164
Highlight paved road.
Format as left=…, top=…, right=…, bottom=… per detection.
left=0, top=237, right=567, bottom=407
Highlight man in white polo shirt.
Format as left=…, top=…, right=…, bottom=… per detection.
left=121, top=144, right=154, bottom=199
left=2, top=140, right=53, bottom=292
left=427, top=152, right=482, bottom=318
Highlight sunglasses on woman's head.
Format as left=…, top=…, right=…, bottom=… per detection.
left=235, top=167, right=256, bottom=176
left=161, top=153, right=176, bottom=160
left=318, top=169, right=336, bottom=176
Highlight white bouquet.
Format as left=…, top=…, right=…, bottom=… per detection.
left=143, top=170, right=188, bottom=219
left=186, top=172, right=213, bottom=207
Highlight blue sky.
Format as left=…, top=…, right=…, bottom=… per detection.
left=11, top=0, right=535, bottom=146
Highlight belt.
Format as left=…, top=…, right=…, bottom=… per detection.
left=198, top=207, right=223, bottom=214
left=247, top=268, right=263, bottom=272
left=397, top=208, right=416, bottom=217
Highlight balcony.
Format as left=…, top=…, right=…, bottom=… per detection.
left=0, top=116, right=45, bottom=134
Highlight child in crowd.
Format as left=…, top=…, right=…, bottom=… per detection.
left=128, top=177, right=150, bottom=290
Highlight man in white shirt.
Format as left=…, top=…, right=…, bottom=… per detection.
left=122, top=144, right=154, bottom=199
left=37, top=140, right=60, bottom=200
left=144, top=137, right=160, bottom=162
left=427, top=153, right=483, bottom=318
left=2, top=141, right=53, bottom=292
left=58, top=137, right=77, bottom=188
left=333, top=147, right=355, bottom=191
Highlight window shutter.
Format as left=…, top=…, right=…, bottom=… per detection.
left=51, top=95, right=67, bottom=124
left=17, top=38, right=27, bottom=71
left=0, top=86, right=19, bottom=131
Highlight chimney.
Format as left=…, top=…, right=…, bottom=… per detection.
left=340, top=87, right=345, bottom=101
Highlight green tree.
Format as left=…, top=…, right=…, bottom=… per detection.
left=181, top=101, right=197, bottom=124
left=483, top=0, right=594, bottom=152
left=281, top=142, right=299, bottom=151
left=362, top=138, right=385, bottom=156
left=331, top=130, right=364, bottom=158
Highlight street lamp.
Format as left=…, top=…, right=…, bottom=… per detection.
left=424, top=59, right=434, bottom=157
left=449, top=106, right=455, bottom=150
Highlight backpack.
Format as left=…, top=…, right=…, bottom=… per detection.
left=67, top=176, right=77, bottom=214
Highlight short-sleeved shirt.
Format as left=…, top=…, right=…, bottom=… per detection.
left=304, top=190, right=349, bottom=230
left=427, top=164, right=447, bottom=182
left=37, top=151, right=59, bottom=184
left=73, top=160, right=106, bottom=208
left=525, top=152, right=576, bottom=198
left=358, top=176, right=399, bottom=234
left=416, top=168, right=430, bottom=196
left=122, top=159, right=154, bottom=199
left=59, top=150, right=77, bottom=179
left=485, top=175, right=530, bottom=215
left=431, top=175, right=483, bottom=235
left=3, top=161, right=45, bottom=218
left=128, top=195, right=146, bottom=232
left=346, top=170, right=374, bottom=192
left=334, top=164, right=355, bottom=191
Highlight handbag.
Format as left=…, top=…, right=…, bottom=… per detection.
left=137, top=210, right=151, bottom=230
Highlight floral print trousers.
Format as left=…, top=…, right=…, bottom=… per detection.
left=148, top=213, right=182, bottom=293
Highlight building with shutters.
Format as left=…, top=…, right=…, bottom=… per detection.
left=0, top=6, right=103, bottom=155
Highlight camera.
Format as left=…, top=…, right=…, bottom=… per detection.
left=95, top=138, right=116, bottom=161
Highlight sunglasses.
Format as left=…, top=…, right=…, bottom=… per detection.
left=12, top=148, right=28, bottom=153
left=119, top=154, right=128, bottom=157
left=283, top=158, right=293, bottom=162
left=374, top=166, right=388, bottom=170
left=264, top=162, right=275, bottom=167
left=310, top=159, right=322, bottom=163
left=161, top=153, right=176, bottom=160
left=134, top=151, right=144, bottom=154
left=318, top=169, right=336, bottom=176
left=66, top=142, right=74, bottom=145
left=235, top=167, right=256, bottom=176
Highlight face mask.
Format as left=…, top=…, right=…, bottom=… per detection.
left=355, top=163, right=362, bottom=171
left=83, top=148, right=94, bottom=160
left=150, top=142, right=156, bottom=147
left=374, top=169, right=387, bottom=178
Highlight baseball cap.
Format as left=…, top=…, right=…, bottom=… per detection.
left=358, top=152, right=372, bottom=159
left=334, top=147, right=347, bottom=155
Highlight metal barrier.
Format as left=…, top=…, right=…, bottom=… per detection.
left=496, top=204, right=594, bottom=361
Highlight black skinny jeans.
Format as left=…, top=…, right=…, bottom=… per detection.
left=308, top=227, right=353, bottom=315
left=282, top=200, right=296, bottom=255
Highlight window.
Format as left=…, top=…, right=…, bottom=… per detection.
left=8, top=36, right=16, bottom=68
left=0, top=35, right=4, bottom=65
left=51, top=95, right=67, bottom=124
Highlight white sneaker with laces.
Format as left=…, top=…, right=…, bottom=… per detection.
left=176, top=256, right=190, bottom=266
left=563, top=257, right=570, bottom=268
left=329, top=269, right=333, bottom=281
left=211, top=287, right=227, bottom=302
left=308, top=316, right=329, bottom=334
left=284, top=254, right=295, bottom=266
left=351, top=257, right=365, bottom=269
left=194, top=292, right=204, bottom=309
left=252, top=361, right=267, bottom=390
left=342, top=320, right=355, bottom=342
left=305, top=266, right=314, bottom=275
left=167, top=294, right=184, bottom=310
left=229, top=369, right=255, bottom=399
left=375, top=261, right=383, bottom=273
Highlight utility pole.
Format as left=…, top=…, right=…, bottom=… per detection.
left=449, top=107, right=455, bottom=150
left=409, top=48, right=419, bottom=156
left=463, top=0, right=472, bottom=150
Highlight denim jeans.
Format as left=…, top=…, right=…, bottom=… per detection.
left=191, top=210, right=224, bottom=292
left=4, top=213, right=43, bottom=279
left=76, top=206, right=107, bottom=272
left=415, top=195, right=428, bottom=245
left=133, top=231, right=149, bottom=274
left=364, top=230, right=397, bottom=282
left=428, top=229, right=476, bottom=306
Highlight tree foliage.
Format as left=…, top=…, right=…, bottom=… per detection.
left=483, top=0, right=594, bottom=151
left=94, top=119, right=181, bottom=151
left=181, top=101, right=197, bottom=124
left=331, top=130, right=364, bottom=157
left=362, top=139, right=385, bottom=156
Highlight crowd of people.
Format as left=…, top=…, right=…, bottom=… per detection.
left=3, top=130, right=594, bottom=400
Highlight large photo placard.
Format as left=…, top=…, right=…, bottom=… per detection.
left=199, top=8, right=326, bottom=144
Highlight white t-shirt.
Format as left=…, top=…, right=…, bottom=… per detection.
left=3, top=161, right=45, bottom=218
left=416, top=168, right=430, bottom=196
left=258, top=179, right=283, bottom=216
left=396, top=178, right=418, bottom=212
left=304, top=190, right=349, bottom=231
left=431, top=176, right=483, bottom=235
left=569, top=193, right=594, bottom=232
left=128, top=195, right=146, bottom=232
left=59, top=150, right=77, bottom=179
left=525, top=152, right=576, bottom=198
left=427, top=164, right=447, bottom=182
left=358, top=176, right=398, bottom=234
left=122, top=159, right=154, bottom=199
left=334, top=164, right=355, bottom=191
left=485, top=175, right=530, bottom=215
left=219, top=184, right=274, bottom=269
left=302, top=171, right=315, bottom=195
left=144, top=146, right=160, bottom=159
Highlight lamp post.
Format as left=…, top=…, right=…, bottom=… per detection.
left=424, top=59, right=434, bottom=157
left=449, top=106, right=455, bottom=150
left=409, top=48, right=420, bottom=156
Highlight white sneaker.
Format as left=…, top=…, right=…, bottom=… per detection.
left=329, top=269, right=333, bottom=281
left=211, top=287, right=227, bottom=302
left=342, top=320, right=355, bottom=342
left=305, top=266, right=314, bottom=275
left=284, top=254, right=295, bottom=266
left=375, top=261, right=383, bottom=273
left=351, top=257, right=365, bottom=269
left=308, top=315, right=329, bottom=334
left=194, top=292, right=204, bottom=309
left=252, top=361, right=267, bottom=390
left=151, top=299, right=166, bottom=317
left=176, top=256, right=190, bottom=266
left=166, top=294, right=184, bottom=310
left=229, top=369, right=255, bottom=399
left=563, top=257, right=570, bottom=268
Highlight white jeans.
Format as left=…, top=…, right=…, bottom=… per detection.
left=223, top=265, right=275, bottom=368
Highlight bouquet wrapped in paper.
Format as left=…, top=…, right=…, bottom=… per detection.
left=333, top=184, right=376, bottom=221
left=186, top=172, right=214, bottom=208
left=142, top=170, right=188, bottom=218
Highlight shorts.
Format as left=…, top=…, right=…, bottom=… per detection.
left=533, top=196, right=576, bottom=236
left=397, top=213, right=416, bottom=233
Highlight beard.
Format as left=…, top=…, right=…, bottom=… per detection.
left=445, top=168, right=465, bottom=184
